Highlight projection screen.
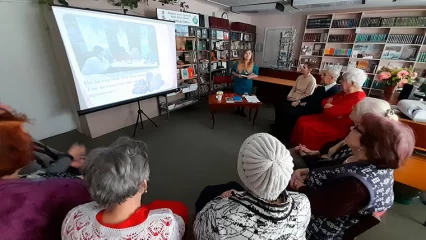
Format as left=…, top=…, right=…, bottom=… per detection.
left=52, top=6, right=177, bottom=114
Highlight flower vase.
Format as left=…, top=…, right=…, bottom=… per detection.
left=383, top=85, right=397, bottom=101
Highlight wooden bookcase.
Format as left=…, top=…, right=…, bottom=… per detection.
left=299, top=9, right=426, bottom=97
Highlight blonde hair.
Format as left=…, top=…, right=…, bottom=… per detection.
left=237, top=49, right=254, bottom=73
left=351, top=97, right=399, bottom=121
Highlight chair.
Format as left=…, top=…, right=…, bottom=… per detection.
left=212, top=75, right=233, bottom=92
left=342, top=212, right=384, bottom=240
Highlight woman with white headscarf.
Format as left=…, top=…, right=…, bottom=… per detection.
left=194, top=133, right=311, bottom=240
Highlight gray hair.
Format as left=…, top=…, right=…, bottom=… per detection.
left=326, top=67, right=340, bottom=81
left=83, top=137, right=150, bottom=208
left=350, top=97, right=399, bottom=122
left=342, top=68, right=367, bottom=89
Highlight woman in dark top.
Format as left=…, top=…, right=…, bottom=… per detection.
left=0, top=108, right=91, bottom=240
left=289, top=113, right=415, bottom=240
left=291, top=97, right=398, bottom=169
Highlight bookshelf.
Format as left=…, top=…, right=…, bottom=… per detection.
left=158, top=24, right=200, bottom=116
left=298, top=10, right=426, bottom=97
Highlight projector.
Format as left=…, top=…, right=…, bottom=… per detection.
left=397, top=100, right=426, bottom=123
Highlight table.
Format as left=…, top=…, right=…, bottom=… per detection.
left=209, top=93, right=262, bottom=129
left=252, top=75, right=297, bottom=87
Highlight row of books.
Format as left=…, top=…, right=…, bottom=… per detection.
left=324, top=48, right=352, bottom=57
left=355, top=34, right=387, bottom=43
left=211, top=30, right=229, bottom=40
left=387, top=34, right=425, bottom=44
left=328, top=34, right=356, bottom=43
left=303, top=33, right=328, bottom=42
left=196, top=28, right=209, bottom=38
left=175, top=25, right=196, bottom=37
left=418, top=52, right=426, bottom=63
left=306, top=18, right=332, bottom=29
left=361, top=16, right=426, bottom=27
left=331, top=19, right=360, bottom=28
left=231, top=32, right=244, bottom=41
left=177, top=68, right=196, bottom=80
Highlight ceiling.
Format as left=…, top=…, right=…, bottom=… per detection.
left=205, top=0, right=426, bottom=13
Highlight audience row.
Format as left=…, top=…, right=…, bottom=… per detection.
left=0, top=78, right=416, bottom=240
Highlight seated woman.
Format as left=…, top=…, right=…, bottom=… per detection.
left=290, top=113, right=415, bottom=240
left=194, top=133, right=311, bottom=240
left=0, top=109, right=91, bottom=240
left=62, top=137, right=187, bottom=239
left=291, top=68, right=367, bottom=150
left=272, top=67, right=340, bottom=139
left=291, top=97, right=398, bottom=169
left=287, top=62, right=317, bottom=102
left=231, top=49, right=259, bottom=117
left=0, top=102, right=86, bottom=175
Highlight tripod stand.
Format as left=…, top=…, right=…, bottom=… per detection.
left=133, top=101, right=158, bottom=137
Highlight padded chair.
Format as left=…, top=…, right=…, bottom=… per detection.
left=212, top=75, right=233, bottom=92
left=342, top=211, right=384, bottom=240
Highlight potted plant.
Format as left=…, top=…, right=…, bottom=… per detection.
left=376, top=66, right=417, bottom=100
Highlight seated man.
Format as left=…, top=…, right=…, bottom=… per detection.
left=272, top=67, right=341, bottom=140
left=194, top=133, right=311, bottom=240
left=291, top=68, right=367, bottom=150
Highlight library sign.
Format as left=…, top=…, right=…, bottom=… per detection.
left=156, top=8, right=199, bottom=27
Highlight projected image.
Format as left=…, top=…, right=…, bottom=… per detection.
left=63, top=14, right=159, bottom=75
left=53, top=7, right=177, bottom=111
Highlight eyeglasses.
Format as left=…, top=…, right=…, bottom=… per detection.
left=350, top=125, right=363, bottom=134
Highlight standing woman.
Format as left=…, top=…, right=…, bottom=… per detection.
left=231, top=49, right=259, bottom=116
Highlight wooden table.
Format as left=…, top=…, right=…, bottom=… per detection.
left=252, top=75, right=297, bottom=87
left=209, top=93, right=262, bottom=129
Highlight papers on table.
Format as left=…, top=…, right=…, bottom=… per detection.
left=244, top=95, right=260, bottom=103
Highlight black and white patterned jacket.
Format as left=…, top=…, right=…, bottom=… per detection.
left=194, top=191, right=311, bottom=240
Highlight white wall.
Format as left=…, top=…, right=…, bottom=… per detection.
left=0, top=1, right=77, bottom=140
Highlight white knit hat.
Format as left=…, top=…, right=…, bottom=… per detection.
left=237, top=133, right=294, bottom=201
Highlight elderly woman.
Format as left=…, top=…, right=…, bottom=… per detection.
left=290, top=113, right=415, bottom=240
left=194, top=133, right=311, bottom=240
left=0, top=108, right=91, bottom=240
left=272, top=67, right=341, bottom=139
left=62, top=137, right=187, bottom=239
left=291, top=97, right=398, bottom=169
left=287, top=62, right=317, bottom=101
left=291, top=68, right=367, bottom=150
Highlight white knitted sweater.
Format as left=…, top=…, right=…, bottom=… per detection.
left=61, top=202, right=185, bottom=240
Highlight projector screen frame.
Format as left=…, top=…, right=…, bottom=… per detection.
left=50, top=5, right=180, bottom=116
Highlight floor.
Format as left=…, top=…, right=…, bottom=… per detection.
left=41, top=100, right=426, bottom=239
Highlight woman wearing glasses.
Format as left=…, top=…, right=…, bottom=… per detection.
left=289, top=113, right=415, bottom=240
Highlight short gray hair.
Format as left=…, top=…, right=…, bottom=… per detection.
left=350, top=97, right=399, bottom=122
left=326, top=67, right=340, bottom=81
left=342, top=68, right=367, bottom=89
left=83, top=137, right=150, bottom=208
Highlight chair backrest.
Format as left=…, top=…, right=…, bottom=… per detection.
left=342, top=212, right=384, bottom=240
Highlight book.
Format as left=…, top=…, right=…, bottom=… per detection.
left=188, top=68, right=194, bottom=78
left=180, top=69, right=189, bottom=79
left=223, top=32, right=229, bottom=41
left=217, top=31, right=224, bottom=40
left=225, top=97, right=234, bottom=103
left=233, top=96, right=243, bottom=102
